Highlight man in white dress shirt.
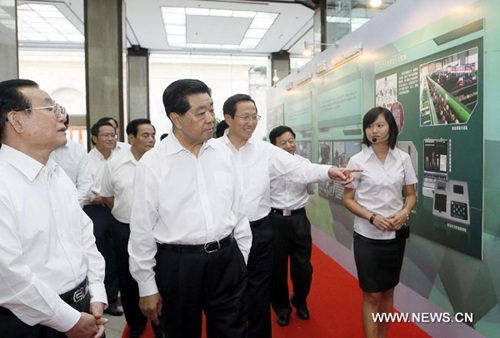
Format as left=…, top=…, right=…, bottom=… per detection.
left=96, top=116, right=131, bottom=154
left=50, top=114, right=93, bottom=207
left=0, top=79, right=107, bottom=337
left=220, top=94, right=358, bottom=338
left=268, top=125, right=316, bottom=326
left=101, top=118, right=159, bottom=337
left=128, top=79, right=252, bottom=338
left=85, top=120, right=123, bottom=316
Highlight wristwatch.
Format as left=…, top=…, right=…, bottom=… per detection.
left=369, top=213, right=376, bottom=224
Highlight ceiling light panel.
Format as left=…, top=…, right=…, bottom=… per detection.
left=17, top=3, right=84, bottom=43
left=161, top=6, right=278, bottom=50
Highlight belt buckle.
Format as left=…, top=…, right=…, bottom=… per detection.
left=204, top=240, right=221, bottom=253
left=283, top=210, right=292, bottom=216
left=72, top=286, right=86, bottom=303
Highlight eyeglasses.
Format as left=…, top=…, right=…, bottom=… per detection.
left=16, top=103, right=67, bottom=119
left=234, top=114, right=261, bottom=121
left=98, top=133, right=117, bottom=139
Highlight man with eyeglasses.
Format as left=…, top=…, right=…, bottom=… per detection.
left=220, top=94, right=360, bottom=338
left=50, top=114, right=93, bottom=207
left=100, top=118, right=160, bottom=337
left=0, top=79, right=107, bottom=337
left=84, top=120, right=123, bottom=317
left=96, top=117, right=131, bottom=154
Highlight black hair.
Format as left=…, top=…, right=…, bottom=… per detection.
left=90, top=120, right=114, bottom=145
left=160, top=133, right=169, bottom=141
left=269, top=125, right=296, bottom=145
left=0, top=79, right=39, bottom=142
left=215, top=120, right=228, bottom=138
left=126, top=118, right=153, bottom=137
left=222, top=93, right=257, bottom=118
left=64, top=112, right=69, bottom=126
left=362, top=106, right=398, bottom=149
left=162, top=79, right=211, bottom=119
left=97, top=116, right=119, bottom=129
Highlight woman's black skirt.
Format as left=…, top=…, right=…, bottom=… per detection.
left=353, top=231, right=406, bottom=293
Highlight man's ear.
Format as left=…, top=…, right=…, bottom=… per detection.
left=170, top=112, right=182, bottom=129
left=128, top=133, right=135, bottom=145
left=92, top=135, right=98, bottom=145
left=6, top=111, right=25, bottom=134
left=224, top=114, right=232, bottom=127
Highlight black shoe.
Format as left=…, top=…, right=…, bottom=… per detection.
left=295, top=305, right=310, bottom=320
left=277, top=312, right=290, bottom=326
left=104, top=307, right=123, bottom=316
left=291, top=294, right=310, bottom=320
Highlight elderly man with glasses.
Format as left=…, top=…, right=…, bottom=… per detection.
left=0, top=79, right=108, bottom=337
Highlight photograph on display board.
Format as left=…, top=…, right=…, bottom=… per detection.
left=375, top=73, right=398, bottom=109
left=331, top=140, right=362, bottom=203
left=296, top=141, right=312, bottom=161
left=318, top=141, right=334, bottom=200
left=419, top=47, right=478, bottom=126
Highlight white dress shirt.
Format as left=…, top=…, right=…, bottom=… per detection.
left=128, top=133, right=252, bottom=297
left=0, top=145, right=107, bottom=332
left=101, top=149, right=137, bottom=224
left=219, top=135, right=331, bottom=222
left=88, top=144, right=128, bottom=195
left=50, top=139, right=93, bottom=207
left=346, top=147, right=418, bottom=240
left=270, top=154, right=316, bottom=210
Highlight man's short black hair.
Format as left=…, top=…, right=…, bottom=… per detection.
left=362, top=106, right=399, bottom=149
left=269, top=125, right=296, bottom=145
left=162, top=79, right=211, bottom=119
left=0, top=79, right=39, bottom=142
left=215, top=120, right=228, bottom=138
left=222, top=94, right=257, bottom=118
left=126, top=118, right=153, bottom=137
left=90, top=120, right=114, bottom=145
left=97, top=116, right=118, bottom=128
left=160, top=133, right=169, bottom=141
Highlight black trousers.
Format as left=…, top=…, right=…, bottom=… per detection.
left=270, top=209, right=313, bottom=316
left=247, top=216, right=274, bottom=338
left=112, top=219, right=149, bottom=333
left=83, top=204, right=119, bottom=310
left=154, top=238, right=247, bottom=338
left=0, top=286, right=90, bottom=337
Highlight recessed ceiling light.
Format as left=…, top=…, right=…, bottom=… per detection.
left=17, top=3, right=84, bottom=44
left=161, top=6, right=278, bottom=50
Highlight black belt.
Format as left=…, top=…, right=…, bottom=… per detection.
left=59, top=277, right=88, bottom=304
left=250, top=215, right=268, bottom=228
left=158, top=234, right=233, bottom=254
left=271, top=207, right=305, bottom=216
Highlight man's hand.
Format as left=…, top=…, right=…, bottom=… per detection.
left=89, top=190, right=103, bottom=205
left=89, top=302, right=107, bottom=337
left=328, top=167, right=362, bottom=185
left=139, top=293, right=162, bottom=326
left=66, top=312, right=102, bottom=338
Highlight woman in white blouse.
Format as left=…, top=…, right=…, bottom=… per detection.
left=344, top=107, right=417, bottom=338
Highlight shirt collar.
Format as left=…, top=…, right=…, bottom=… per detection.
left=361, top=146, right=398, bottom=162
left=220, top=130, right=256, bottom=149
left=164, top=130, right=215, bottom=156
left=0, top=144, right=58, bottom=182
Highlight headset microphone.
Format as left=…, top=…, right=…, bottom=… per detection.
left=372, top=138, right=377, bottom=143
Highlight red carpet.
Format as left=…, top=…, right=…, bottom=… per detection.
left=123, top=245, right=429, bottom=337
